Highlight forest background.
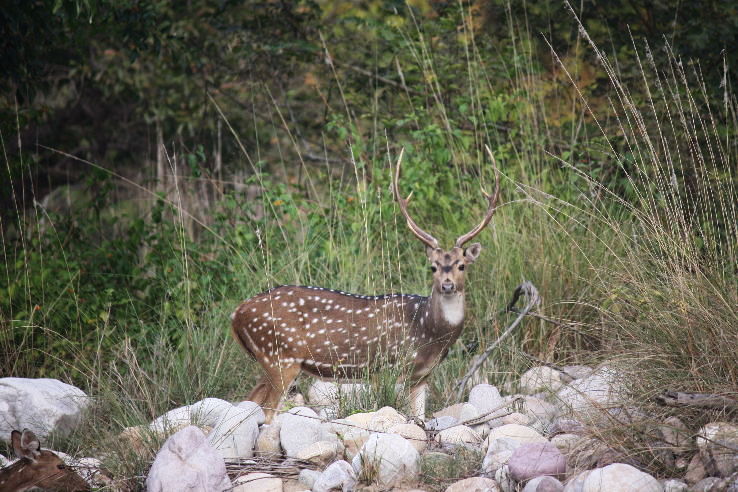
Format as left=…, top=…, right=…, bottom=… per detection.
left=0, top=0, right=736, bottom=484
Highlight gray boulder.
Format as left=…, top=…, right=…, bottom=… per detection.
left=145, top=426, right=231, bottom=492
left=0, top=378, right=89, bottom=441
left=523, top=476, right=564, bottom=492
left=313, top=460, right=357, bottom=492
left=351, top=433, right=419, bottom=487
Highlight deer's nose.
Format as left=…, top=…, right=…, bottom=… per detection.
left=441, top=281, right=455, bottom=293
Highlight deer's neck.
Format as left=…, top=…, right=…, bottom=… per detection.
left=427, top=291, right=465, bottom=330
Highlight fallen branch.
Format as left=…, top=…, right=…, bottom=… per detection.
left=454, top=281, right=541, bottom=402
left=656, top=391, right=738, bottom=412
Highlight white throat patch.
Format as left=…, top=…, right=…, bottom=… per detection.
left=440, top=294, right=464, bottom=325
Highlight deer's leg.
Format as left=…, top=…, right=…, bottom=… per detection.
left=259, top=363, right=302, bottom=423
left=247, top=375, right=272, bottom=405
left=408, top=381, right=429, bottom=419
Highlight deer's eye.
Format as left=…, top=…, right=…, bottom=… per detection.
left=430, top=266, right=437, bottom=273
left=459, top=264, right=465, bottom=271
left=57, top=464, right=66, bottom=470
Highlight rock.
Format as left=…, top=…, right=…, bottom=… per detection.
left=581, top=463, right=661, bottom=492
left=433, top=403, right=467, bottom=420
left=280, top=407, right=325, bottom=458
left=344, top=411, right=375, bottom=429
left=692, top=477, right=723, bottom=492
left=436, top=425, right=482, bottom=447
left=233, top=472, right=283, bottom=492
left=561, top=366, right=593, bottom=381
left=294, top=440, right=342, bottom=466
left=367, top=406, right=405, bottom=432
left=507, top=442, right=566, bottom=482
left=550, top=433, right=580, bottom=454
left=298, top=469, right=321, bottom=489
left=495, top=465, right=516, bottom=492
left=145, top=426, right=231, bottom=492
left=0, top=378, right=89, bottom=441
left=501, top=412, right=530, bottom=426
left=661, top=478, right=688, bottom=492
left=206, top=404, right=260, bottom=458
left=352, top=433, right=419, bottom=487
left=422, top=451, right=455, bottom=475
left=313, top=460, right=357, bottom=492
left=520, top=366, right=566, bottom=394
left=324, top=418, right=356, bottom=435
left=235, top=401, right=266, bottom=425
left=426, top=416, right=459, bottom=431
left=697, top=422, right=738, bottom=477
left=562, top=470, right=592, bottom=492
left=484, top=424, right=546, bottom=451
left=342, top=428, right=371, bottom=461
left=256, top=423, right=282, bottom=456
left=555, top=366, right=627, bottom=420
left=523, top=476, right=564, bottom=492
left=445, top=476, right=500, bottom=491
left=389, top=423, right=427, bottom=453
left=482, top=449, right=513, bottom=474
left=308, top=381, right=340, bottom=408
left=459, top=403, right=485, bottom=422
left=520, top=396, right=559, bottom=427
left=684, top=453, right=707, bottom=484
left=468, top=384, right=505, bottom=416
left=659, top=417, right=689, bottom=452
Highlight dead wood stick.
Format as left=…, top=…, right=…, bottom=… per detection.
left=454, top=281, right=541, bottom=402
left=656, top=391, right=738, bottom=412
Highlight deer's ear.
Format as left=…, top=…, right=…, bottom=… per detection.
left=12, top=429, right=40, bottom=461
left=464, top=243, right=483, bottom=263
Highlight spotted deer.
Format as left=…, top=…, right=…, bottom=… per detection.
left=232, top=149, right=500, bottom=422
left=0, top=429, right=90, bottom=492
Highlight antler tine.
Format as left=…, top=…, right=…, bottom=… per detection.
left=455, top=147, right=501, bottom=248
left=393, top=148, right=439, bottom=250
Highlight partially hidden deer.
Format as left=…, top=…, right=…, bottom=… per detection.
left=231, top=149, right=500, bottom=422
left=0, top=429, right=89, bottom=492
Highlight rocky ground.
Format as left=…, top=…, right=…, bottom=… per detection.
left=1, top=365, right=737, bottom=491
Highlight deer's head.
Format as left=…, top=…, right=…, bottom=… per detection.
left=4, top=429, right=90, bottom=492
left=393, top=148, right=500, bottom=296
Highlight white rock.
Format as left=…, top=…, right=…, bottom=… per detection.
left=145, top=426, right=231, bottom=492
left=351, top=433, right=419, bottom=487
left=436, top=425, right=482, bottom=447
left=523, top=476, right=564, bottom=492
left=388, top=423, right=427, bottom=453
left=0, top=378, right=89, bottom=441
left=484, top=424, right=547, bottom=451
left=582, top=463, right=661, bottom=492
left=280, top=407, right=334, bottom=458
left=520, top=366, right=566, bottom=394
left=367, top=406, right=405, bottom=432
left=662, top=479, right=688, bottom=492
left=563, top=470, right=592, bottom=492
left=482, top=449, right=513, bottom=474
left=308, top=380, right=340, bottom=407
left=298, top=468, right=321, bottom=489
left=235, top=401, right=266, bottom=425
left=562, top=365, right=593, bottom=380
left=494, top=464, right=516, bottom=492
left=555, top=366, right=627, bottom=419
left=521, top=396, right=559, bottom=426
left=426, top=415, right=459, bottom=431
left=445, top=476, right=500, bottom=491
left=233, top=472, right=283, bottom=492
left=468, top=384, right=504, bottom=416
left=344, top=411, right=375, bottom=429
left=342, top=428, right=371, bottom=461
left=313, top=460, right=357, bottom=492
left=696, top=422, right=738, bottom=477
left=207, top=404, right=260, bottom=458
left=294, top=439, right=342, bottom=465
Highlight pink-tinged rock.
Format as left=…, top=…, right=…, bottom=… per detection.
left=508, top=442, right=566, bottom=482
